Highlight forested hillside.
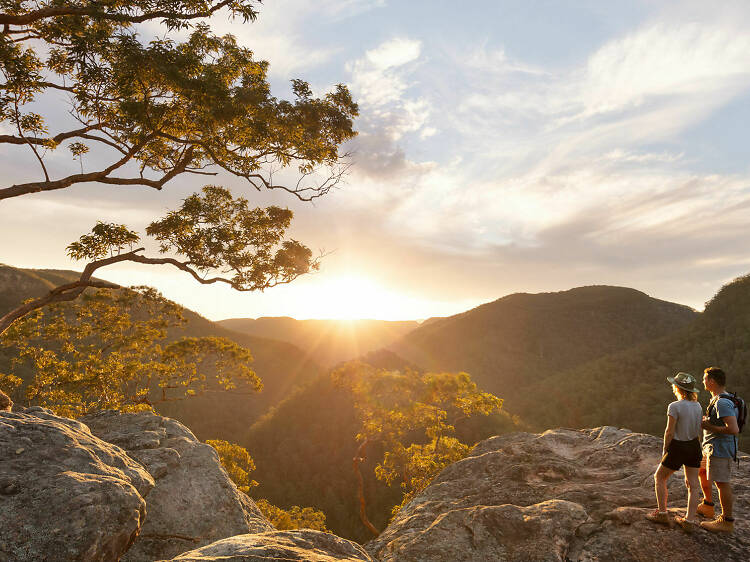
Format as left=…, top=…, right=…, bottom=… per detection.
left=218, top=317, right=419, bottom=367
left=243, top=351, right=523, bottom=543
left=388, top=285, right=698, bottom=416
left=0, top=265, right=321, bottom=440
left=519, top=274, right=750, bottom=449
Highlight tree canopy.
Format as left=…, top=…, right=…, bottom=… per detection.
left=332, top=362, right=503, bottom=535
left=0, top=0, right=358, bottom=334
left=0, top=286, right=262, bottom=417
left=0, top=0, right=357, bottom=200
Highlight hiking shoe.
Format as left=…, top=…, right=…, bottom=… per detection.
left=645, top=509, right=672, bottom=527
left=700, top=515, right=734, bottom=534
left=675, top=516, right=700, bottom=534
left=696, top=501, right=715, bottom=519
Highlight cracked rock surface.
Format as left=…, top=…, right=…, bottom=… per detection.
left=0, top=407, right=154, bottom=562
left=162, top=530, right=373, bottom=561
left=82, top=411, right=273, bottom=562
left=365, top=427, right=750, bottom=561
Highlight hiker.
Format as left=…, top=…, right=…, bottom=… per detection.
left=697, top=366, right=740, bottom=533
left=646, top=372, right=703, bottom=531
left=0, top=389, right=12, bottom=412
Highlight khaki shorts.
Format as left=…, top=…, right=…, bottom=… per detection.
left=701, top=455, right=733, bottom=483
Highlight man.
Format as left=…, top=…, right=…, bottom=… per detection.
left=0, top=389, right=12, bottom=412
left=697, top=366, right=739, bottom=533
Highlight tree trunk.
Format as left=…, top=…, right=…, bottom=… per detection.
left=352, top=438, right=380, bottom=537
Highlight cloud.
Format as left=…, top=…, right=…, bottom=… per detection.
left=581, top=23, right=750, bottom=117
left=344, top=37, right=437, bottom=181
left=347, top=38, right=423, bottom=106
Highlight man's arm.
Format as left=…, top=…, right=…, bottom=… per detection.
left=701, top=415, right=739, bottom=435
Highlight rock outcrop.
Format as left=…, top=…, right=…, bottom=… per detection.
left=366, top=427, right=750, bottom=561
left=81, top=410, right=273, bottom=561
left=163, top=530, right=372, bottom=561
left=0, top=407, right=154, bottom=562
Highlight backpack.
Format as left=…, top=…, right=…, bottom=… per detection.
left=721, top=392, right=747, bottom=434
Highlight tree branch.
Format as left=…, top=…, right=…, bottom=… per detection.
left=0, top=136, right=149, bottom=200
left=0, top=249, right=136, bottom=336
left=0, top=122, right=111, bottom=146
left=0, top=1, right=243, bottom=27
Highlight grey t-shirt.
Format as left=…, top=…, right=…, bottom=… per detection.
left=667, top=399, right=702, bottom=441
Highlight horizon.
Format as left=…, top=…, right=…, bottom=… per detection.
left=6, top=260, right=713, bottom=322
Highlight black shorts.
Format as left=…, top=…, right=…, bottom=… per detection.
left=661, top=438, right=702, bottom=470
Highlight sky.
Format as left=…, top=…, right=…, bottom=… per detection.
left=2, top=0, right=750, bottom=320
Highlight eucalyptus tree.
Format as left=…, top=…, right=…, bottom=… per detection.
left=0, top=0, right=358, bottom=334
left=333, top=362, right=503, bottom=536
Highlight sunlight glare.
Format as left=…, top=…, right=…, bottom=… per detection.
left=313, top=274, right=404, bottom=320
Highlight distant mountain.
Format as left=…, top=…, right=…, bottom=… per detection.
left=522, top=274, right=750, bottom=447
left=217, top=317, right=419, bottom=367
left=387, top=285, right=698, bottom=415
left=0, top=264, right=321, bottom=441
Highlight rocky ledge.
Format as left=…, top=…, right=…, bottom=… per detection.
left=3, top=410, right=749, bottom=562
left=0, top=407, right=154, bottom=562
left=81, top=410, right=273, bottom=561
left=366, top=427, right=750, bottom=561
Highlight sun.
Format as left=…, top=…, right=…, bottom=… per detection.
left=310, top=274, right=406, bottom=321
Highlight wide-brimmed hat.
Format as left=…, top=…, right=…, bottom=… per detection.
left=667, top=372, right=701, bottom=393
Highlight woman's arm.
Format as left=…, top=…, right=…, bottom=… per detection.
left=663, top=414, right=676, bottom=455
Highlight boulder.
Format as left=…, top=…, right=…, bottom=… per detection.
left=162, top=530, right=372, bottom=561
left=0, top=407, right=154, bottom=562
left=366, top=427, right=750, bottom=561
left=81, top=410, right=273, bottom=561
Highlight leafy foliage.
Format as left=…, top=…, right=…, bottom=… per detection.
left=66, top=222, right=140, bottom=260
left=333, top=363, right=503, bottom=521
left=146, top=185, right=315, bottom=290
left=254, top=499, right=328, bottom=532
left=206, top=439, right=258, bottom=493
left=207, top=438, right=328, bottom=531
left=0, top=286, right=261, bottom=417
left=0, top=1, right=358, bottom=200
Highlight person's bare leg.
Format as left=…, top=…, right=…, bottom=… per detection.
left=699, top=458, right=713, bottom=503
left=684, top=467, right=700, bottom=520
left=654, top=465, right=674, bottom=512
left=716, top=481, right=733, bottom=518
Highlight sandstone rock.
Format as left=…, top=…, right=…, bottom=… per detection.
left=162, top=530, right=373, bottom=561
left=0, top=407, right=154, bottom=562
left=81, top=410, right=273, bottom=561
left=366, top=427, right=750, bottom=561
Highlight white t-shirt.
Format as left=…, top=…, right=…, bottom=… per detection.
left=667, top=399, right=703, bottom=441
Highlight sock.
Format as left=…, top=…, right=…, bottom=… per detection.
left=702, top=500, right=714, bottom=506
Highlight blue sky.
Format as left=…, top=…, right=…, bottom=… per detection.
left=2, top=0, right=750, bottom=320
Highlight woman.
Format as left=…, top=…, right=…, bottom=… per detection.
left=645, top=371, right=703, bottom=532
